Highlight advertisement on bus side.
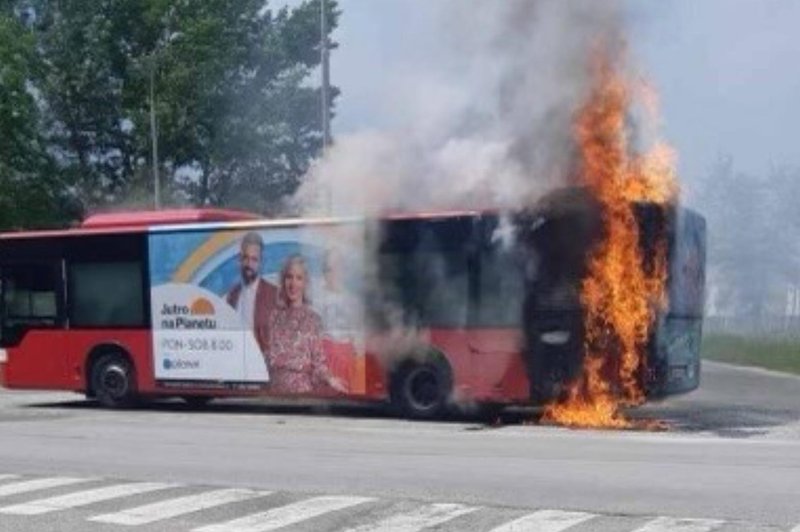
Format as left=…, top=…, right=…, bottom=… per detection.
left=148, top=224, right=366, bottom=395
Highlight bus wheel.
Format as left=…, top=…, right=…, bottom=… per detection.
left=91, top=353, right=137, bottom=409
left=182, top=396, right=213, bottom=409
left=392, top=361, right=452, bottom=420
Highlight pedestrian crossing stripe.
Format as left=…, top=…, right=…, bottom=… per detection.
left=342, top=503, right=478, bottom=531
left=89, top=488, right=268, bottom=526
left=0, top=477, right=94, bottom=498
left=194, top=495, right=374, bottom=532
left=487, top=509, right=597, bottom=532
left=0, top=474, right=794, bottom=531
left=0, top=482, right=177, bottom=515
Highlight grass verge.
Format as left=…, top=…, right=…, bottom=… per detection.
left=702, top=333, right=800, bottom=375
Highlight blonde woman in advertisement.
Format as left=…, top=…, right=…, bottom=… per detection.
left=266, top=254, right=346, bottom=394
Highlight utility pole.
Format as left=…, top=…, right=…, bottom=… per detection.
left=320, top=0, right=331, bottom=152
left=320, top=0, right=332, bottom=214
left=150, top=61, right=160, bottom=210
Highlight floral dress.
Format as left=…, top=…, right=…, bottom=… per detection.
left=266, top=305, right=331, bottom=394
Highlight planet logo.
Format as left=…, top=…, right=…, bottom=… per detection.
left=176, top=297, right=217, bottom=329
left=190, top=297, right=215, bottom=316
left=159, top=296, right=218, bottom=330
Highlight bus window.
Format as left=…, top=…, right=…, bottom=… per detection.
left=1, top=262, right=61, bottom=342
left=414, top=247, right=469, bottom=327
left=475, top=244, right=525, bottom=328
left=68, top=262, right=145, bottom=327
left=376, top=249, right=469, bottom=328
left=372, top=218, right=474, bottom=330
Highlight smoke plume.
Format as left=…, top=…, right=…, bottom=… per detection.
left=293, top=0, right=624, bottom=216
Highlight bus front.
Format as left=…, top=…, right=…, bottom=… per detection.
left=517, top=189, right=707, bottom=404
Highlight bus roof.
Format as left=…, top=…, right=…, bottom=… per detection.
left=0, top=208, right=488, bottom=240
left=80, top=208, right=262, bottom=229
left=0, top=208, right=262, bottom=240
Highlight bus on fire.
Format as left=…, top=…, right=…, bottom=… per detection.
left=0, top=187, right=705, bottom=419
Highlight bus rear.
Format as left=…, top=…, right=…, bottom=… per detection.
left=0, top=230, right=152, bottom=400
left=0, top=209, right=260, bottom=406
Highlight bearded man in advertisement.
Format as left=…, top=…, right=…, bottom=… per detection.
left=226, top=232, right=277, bottom=355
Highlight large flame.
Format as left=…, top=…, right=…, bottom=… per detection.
left=541, top=49, right=677, bottom=430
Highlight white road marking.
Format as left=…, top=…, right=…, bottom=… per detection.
left=0, top=481, right=176, bottom=515
left=488, top=509, right=597, bottom=531
left=194, top=495, right=374, bottom=532
left=0, top=475, right=746, bottom=532
left=789, top=525, right=800, bottom=532
left=0, top=477, right=93, bottom=498
left=343, top=503, right=478, bottom=532
left=89, top=488, right=268, bottom=526
left=632, top=517, right=725, bottom=532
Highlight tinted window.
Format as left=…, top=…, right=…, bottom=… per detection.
left=377, top=249, right=469, bottom=328
left=0, top=262, right=61, bottom=345
left=1, top=262, right=60, bottom=328
left=668, top=209, right=706, bottom=318
left=475, top=244, right=525, bottom=327
left=373, top=218, right=474, bottom=328
left=69, top=262, right=145, bottom=327
left=516, top=211, right=591, bottom=313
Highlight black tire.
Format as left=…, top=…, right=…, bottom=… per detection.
left=182, top=396, right=213, bottom=409
left=91, top=353, right=137, bottom=409
left=391, top=361, right=452, bottom=420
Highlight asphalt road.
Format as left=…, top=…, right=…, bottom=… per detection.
left=0, top=360, right=798, bottom=532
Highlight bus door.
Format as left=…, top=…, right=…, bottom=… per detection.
left=467, top=222, right=528, bottom=401
left=0, top=260, right=67, bottom=387
left=64, top=259, right=149, bottom=383
left=375, top=217, right=476, bottom=397
left=649, top=208, right=706, bottom=396
left=513, top=200, right=597, bottom=403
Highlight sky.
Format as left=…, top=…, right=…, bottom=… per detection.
left=278, top=0, right=800, bottom=193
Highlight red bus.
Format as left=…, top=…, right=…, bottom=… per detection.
left=0, top=189, right=706, bottom=418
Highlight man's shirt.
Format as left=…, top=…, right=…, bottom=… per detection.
left=237, top=279, right=258, bottom=330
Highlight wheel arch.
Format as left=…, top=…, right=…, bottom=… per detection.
left=389, top=344, right=453, bottom=383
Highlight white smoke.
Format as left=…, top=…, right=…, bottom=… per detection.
left=293, top=0, right=623, bottom=216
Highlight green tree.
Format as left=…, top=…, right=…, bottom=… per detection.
left=145, top=0, right=340, bottom=211
left=0, top=5, right=75, bottom=228
left=34, top=0, right=139, bottom=207
left=28, top=0, right=338, bottom=215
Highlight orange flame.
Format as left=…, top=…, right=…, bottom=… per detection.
left=541, top=48, right=677, bottom=430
